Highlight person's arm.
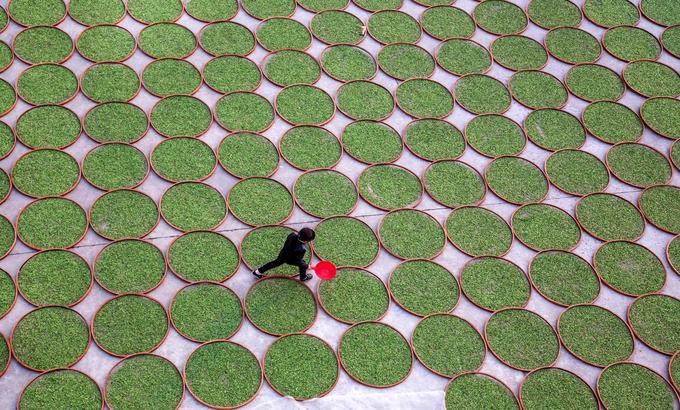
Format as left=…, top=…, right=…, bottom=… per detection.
left=280, top=233, right=306, bottom=259
left=279, top=233, right=297, bottom=256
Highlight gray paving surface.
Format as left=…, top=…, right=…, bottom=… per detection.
left=0, top=0, right=679, bottom=408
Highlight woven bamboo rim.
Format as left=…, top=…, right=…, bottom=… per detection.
left=403, top=117, right=465, bottom=161
left=319, top=45, right=378, bottom=83
left=241, top=0, right=296, bottom=20
left=484, top=307, right=559, bottom=371
left=543, top=148, right=609, bottom=197
left=68, top=0, right=126, bottom=26
left=316, top=267, right=389, bottom=324
left=337, top=320, right=414, bottom=388
left=638, top=185, right=680, bottom=235
left=0, top=268, right=17, bottom=320
left=198, top=21, right=256, bottom=57
left=422, top=159, right=487, bottom=208
left=557, top=304, right=635, bottom=367
left=167, top=229, right=241, bottom=283
left=92, top=293, right=170, bottom=358
left=602, top=25, right=661, bottom=62
left=150, top=94, right=213, bottom=138
left=445, top=372, right=519, bottom=407
left=93, top=239, right=167, bottom=295
left=627, top=292, right=680, bottom=355
left=214, top=91, right=275, bottom=133
left=279, top=125, right=342, bottom=171
left=18, top=368, right=104, bottom=409
left=169, top=281, right=244, bottom=343
left=183, top=340, right=262, bottom=409
left=544, top=26, right=602, bottom=65
left=622, top=59, right=680, bottom=98
left=141, top=58, right=202, bottom=98
left=17, top=249, right=93, bottom=307
left=255, top=17, right=312, bottom=52
left=483, top=155, right=549, bottom=206
left=16, top=63, right=78, bottom=106
left=387, top=259, right=459, bottom=317
left=395, top=78, right=454, bottom=119
left=138, top=22, right=197, bottom=59
left=527, top=250, right=601, bottom=307
left=582, top=0, right=639, bottom=28
left=490, top=34, right=548, bottom=71
left=309, top=10, right=364, bottom=45
left=376, top=42, right=436, bottom=81
left=310, top=215, right=380, bottom=269
left=464, top=114, right=526, bottom=158
left=243, top=276, right=318, bottom=337
left=661, top=25, right=680, bottom=58
left=526, top=0, right=583, bottom=30
left=518, top=366, right=597, bottom=409
left=377, top=208, right=445, bottom=260
left=340, top=120, right=403, bottom=165
left=292, top=169, right=359, bottom=219
left=454, top=74, right=511, bottom=115
left=227, top=177, right=293, bottom=227
left=16, top=196, right=89, bottom=251
left=596, top=361, right=675, bottom=409
left=522, top=108, right=586, bottom=152
left=358, top=164, right=424, bottom=212
left=11, top=305, right=91, bottom=372
left=263, top=332, right=340, bottom=400
left=410, top=313, right=485, bottom=378
left=75, top=24, right=137, bottom=63
left=7, top=0, right=68, bottom=27
left=11, top=148, right=82, bottom=199
left=83, top=142, right=150, bottom=190
left=472, top=0, right=528, bottom=36
left=151, top=137, right=217, bottom=183
left=592, top=240, right=666, bottom=297
left=216, top=132, right=279, bottom=179
left=509, top=69, right=568, bottom=109
left=580, top=100, right=643, bottom=144
left=444, top=206, right=513, bottom=258
left=434, top=38, right=492, bottom=77
left=89, top=188, right=160, bottom=241
left=203, top=54, right=262, bottom=94
left=79, top=62, right=141, bottom=104
left=574, top=192, right=645, bottom=242
left=510, top=203, right=582, bottom=252
left=15, top=104, right=81, bottom=150
left=459, top=256, right=530, bottom=312
left=605, top=142, right=671, bottom=189
left=104, top=353, right=184, bottom=410
left=261, top=49, right=320, bottom=87
left=14, top=25, right=74, bottom=65
left=126, top=0, right=184, bottom=25
left=665, top=234, right=680, bottom=276
left=419, top=5, right=475, bottom=41
left=564, top=63, right=626, bottom=103
left=82, top=102, right=150, bottom=144
left=160, top=181, right=227, bottom=233
left=366, top=9, right=423, bottom=45
left=336, top=80, right=395, bottom=121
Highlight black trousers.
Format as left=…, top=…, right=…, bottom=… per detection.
left=259, top=256, right=308, bottom=278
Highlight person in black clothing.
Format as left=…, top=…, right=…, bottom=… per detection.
left=252, top=227, right=315, bottom=281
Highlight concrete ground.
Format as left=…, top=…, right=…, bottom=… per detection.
left=0, top=0, right=679, bottom=408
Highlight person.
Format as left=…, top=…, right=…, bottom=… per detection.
left=252, top=227, right=315, bottom=281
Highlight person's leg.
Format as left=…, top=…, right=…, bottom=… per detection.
left=290, top=259, right=310, bottom=281
left=253, top=257, right=284, bottom=278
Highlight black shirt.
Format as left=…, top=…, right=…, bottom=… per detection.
left=278, top=233, right=306, bottom=261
